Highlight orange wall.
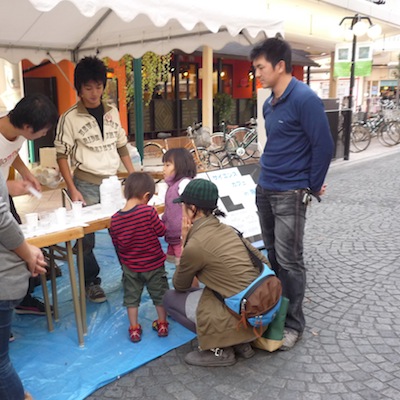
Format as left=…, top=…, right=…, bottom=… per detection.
left=22, top=58, right=129, bottom=133
left=179, top=55, right=254, bottom=99
left=231, top=59, right=253, bottom=99
left=22, top=59, right=76, bottom=114
left=292, top=65, right=304, bottom=81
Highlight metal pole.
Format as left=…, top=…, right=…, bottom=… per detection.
left=133, top=58, right=144, bottom=159
left=343, top=16, right=357, bottom=161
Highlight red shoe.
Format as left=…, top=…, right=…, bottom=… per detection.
left=152, top=320, right=169, bottom=337
left=128, top=324, right=142, bottom=342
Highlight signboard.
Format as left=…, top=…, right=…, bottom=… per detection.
left=334, top=42, right=373, bottom=78
left=198, top=164, right=264, bottom=248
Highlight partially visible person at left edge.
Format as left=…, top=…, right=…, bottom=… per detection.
left=0, top=171, right=47, bottom=400
left=250, top=37, right=334, bottom=351
left=55, top=56, right=135, bottom=303
left=0, top=94, right=58, bottom=316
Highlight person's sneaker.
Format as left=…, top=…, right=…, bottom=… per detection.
left=9, top=332, right=15, bottom=342
left=129, top=325, right=142, bottom=342
left=184, top=347, right=236, bottom=367
left=15, top=295, right=53, bottom=316
left=233, top=342, right=255, bottom=359
left=85, top=283, right=106, bottom=303
left=280, top=328, right=302, bottom=351
left=152, top=320, right=169, bottom=337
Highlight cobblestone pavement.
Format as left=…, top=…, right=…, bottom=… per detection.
left=87, top=144, right=400, bottom=400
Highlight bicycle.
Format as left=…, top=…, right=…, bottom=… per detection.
left=210, top=118, right=259, bottom=163
left=142, top=135, right=168, bottom=168
left=380, top=109, right=400, bottom=146
left=354, top=112, right=400, bottom=148
left=338, top=112, right=371, bottom=153
left=143, top=124, right=222, bottom=172
left=186, top=122, right=223, bottom=170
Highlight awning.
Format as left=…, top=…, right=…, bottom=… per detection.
left=0, top=0, right=284, bottom=63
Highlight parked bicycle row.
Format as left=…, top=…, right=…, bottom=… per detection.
left=340, top=109, right=400, bottom=153
left=142, top=118, right=260, bottom=171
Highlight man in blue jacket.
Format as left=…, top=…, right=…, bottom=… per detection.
left=250, top=37, right=334, bottom=350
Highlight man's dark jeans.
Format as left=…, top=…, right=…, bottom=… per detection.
left=0, top=299, right=25, bottom=400
left=256, top=185, right=307, bottom=334
left=73, top=178, right=101, bottom=286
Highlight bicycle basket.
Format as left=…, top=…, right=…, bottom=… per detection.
left=382, top=109, right=400, bottom=121
left=193, top=127, right=212, bottom=148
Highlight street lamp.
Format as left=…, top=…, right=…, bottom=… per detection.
left=336, top=14, right=381, bottom=160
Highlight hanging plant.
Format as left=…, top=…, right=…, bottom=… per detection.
left=142, top=51, right=172, bottom=106
left=101, top=57, right=117, bottom=104
left=102, top=56, right=134, bottom=109
left=122, top=55, right=134, bottom=106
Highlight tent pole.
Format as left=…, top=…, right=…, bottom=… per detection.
left=202, top=46, right=213, bottom=133
left=133, top=58, right=144, bottom=161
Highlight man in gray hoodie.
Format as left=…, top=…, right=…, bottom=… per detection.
left=0, top=172, right=47, bottom=400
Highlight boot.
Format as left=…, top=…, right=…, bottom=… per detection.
left=233, top=342, right=255, bottom=359
left=184, top=347, right=236, bottom=367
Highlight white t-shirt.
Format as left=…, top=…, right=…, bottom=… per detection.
left=0, top=133, right=26, bottom=179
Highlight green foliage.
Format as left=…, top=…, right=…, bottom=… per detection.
left=122, top=55, right=134, bottom=107
left=142, top=51, right=171, bottom=106
left=213, top=92, right=234, bottom=124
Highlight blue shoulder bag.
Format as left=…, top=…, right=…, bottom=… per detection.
left=213, top=229, right=282, bottom=336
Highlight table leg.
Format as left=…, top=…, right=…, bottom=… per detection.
left=66, top=241, right=84, bottom=347
left=40, top=273, right=54, bottom=332
left=49, top=247, right=59, bottom=321
left=76, top=238, right=87, bottom=335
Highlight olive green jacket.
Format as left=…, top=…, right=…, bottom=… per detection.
left=173, top=214, right=269, bottom=350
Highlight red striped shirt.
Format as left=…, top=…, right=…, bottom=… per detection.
left=110, top=204, right=166, bottom=272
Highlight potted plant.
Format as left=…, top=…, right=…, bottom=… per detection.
left=213, top=92, right=234, bottom=126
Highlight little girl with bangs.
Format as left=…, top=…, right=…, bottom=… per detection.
left=162, top=148, right=196, bottom=266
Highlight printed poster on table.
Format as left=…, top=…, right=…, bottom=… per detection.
left=198, top=164, right=264, bottom=248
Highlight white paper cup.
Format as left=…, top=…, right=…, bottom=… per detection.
left=71, top=201, right=83, bottom=220
left=39, top=212, right=52, bottom=228
left=25, top=213, right=39, bottom=232
left=55, top=207, right=67, bottom=226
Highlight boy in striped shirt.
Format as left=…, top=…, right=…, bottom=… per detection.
left=110, top=172, right=169, bottom=342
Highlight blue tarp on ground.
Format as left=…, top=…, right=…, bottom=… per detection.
left=10, top=230, right=196, bottom=400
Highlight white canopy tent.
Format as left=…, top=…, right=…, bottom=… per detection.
left=0, top=0, right=283, bottom=63
left=0, top=0, right=283, bottom=147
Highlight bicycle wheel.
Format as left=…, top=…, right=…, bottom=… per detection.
left=229, top=127, right=257, bottom=160
left=190, top=148, right=222, bottom=170
left=143, top=142, right=165, bottom=167
left=350, top=123, right=371, bottom=153
left=387, top=121, right=400, bottom=145
left=378, top=120, right=400, bottom=146
left=209, top=132, right=225, bottom=150
left=220, top=154, right=245, bottom=167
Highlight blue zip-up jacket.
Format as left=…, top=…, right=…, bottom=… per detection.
left=259, top=77, right=334, bottom=192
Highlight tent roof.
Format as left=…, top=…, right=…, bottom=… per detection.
left=0, top=0, right=284, bottom=64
